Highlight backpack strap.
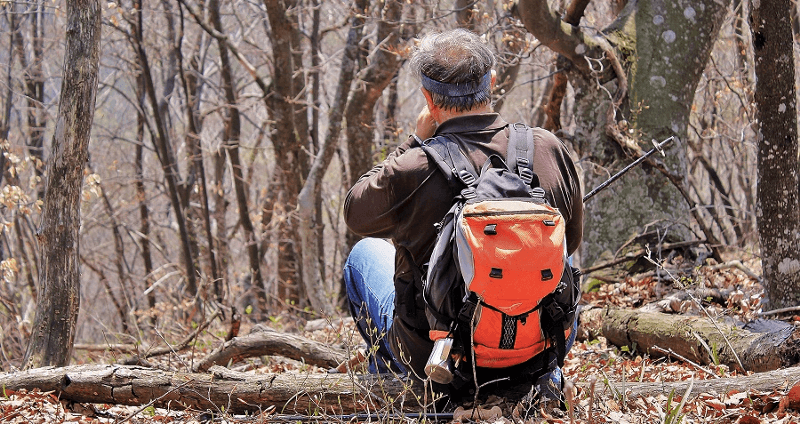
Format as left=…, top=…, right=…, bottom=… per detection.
left=507, top=123, right=539, bottom=188
left=422, top=135, right=480, bottom=198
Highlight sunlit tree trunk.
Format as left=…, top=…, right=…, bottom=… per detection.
left=209, top=0, right=265, bottom=310
left=298, top=0, right=370, bottom=315
left=23, top=0, right=101, bottom=369
left=750, top=0, right=800, bottom=309
left=131, top=4, right=198, bottom=296
left=262, top=0, right=310, bottom=308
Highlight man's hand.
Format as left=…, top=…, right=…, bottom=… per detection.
left=415, top=105, right=438, bottom=140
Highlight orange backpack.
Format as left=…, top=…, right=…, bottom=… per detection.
left=422, top=124, right=579, bottom=378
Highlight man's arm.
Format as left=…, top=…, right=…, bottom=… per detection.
left=344, top=106, right=439, bottom=238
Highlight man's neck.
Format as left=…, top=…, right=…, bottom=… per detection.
left=436, top=104, right=493, bottom=125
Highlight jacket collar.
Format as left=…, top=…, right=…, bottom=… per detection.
left=434, top=113, right=507, bottom=135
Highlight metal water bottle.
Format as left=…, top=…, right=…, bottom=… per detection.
left=425, top=337, right=455, bottom=384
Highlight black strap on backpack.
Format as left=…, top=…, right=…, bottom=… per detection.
left=423, top=123, right=538, bottom=192
left=507, top=123, right=539, bottom=188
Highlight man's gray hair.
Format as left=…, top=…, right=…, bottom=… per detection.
left=409, top=28, right=495, bottom=112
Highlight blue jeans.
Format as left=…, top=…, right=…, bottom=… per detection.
left=343, top=237, right=576, bottom=393
left=343, top=238, right=406, bottom=373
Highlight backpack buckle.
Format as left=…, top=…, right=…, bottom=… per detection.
left=461, top=187, right=477, bottom=199
left=543, top=299, right=565, bottom=322
left=459, top=293, right=479, bottom=323
left=457, top=169, right=476, bottom=186
left=529, top=187, right=546, bottom=198
left=518, top=167, right=534, bottom=185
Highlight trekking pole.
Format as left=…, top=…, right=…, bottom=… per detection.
left=582, top=135, right=677, bottom=203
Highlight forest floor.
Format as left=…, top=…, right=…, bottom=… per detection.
left=3, top=255, right=800, bottom=423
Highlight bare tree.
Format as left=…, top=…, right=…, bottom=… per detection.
left=750, top=0, right=800, bottom=309
left=298, top=0, right=371, bottom=315
left=23, top=0, right=101, bottom=369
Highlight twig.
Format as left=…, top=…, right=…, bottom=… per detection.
left=114, top=379, right=194, bottom=424
left=580, top=240, right=704, bottom=274
left=122, top=311, right=221, bottom=365
left=708, top=260, right=762, bottom=283
left=759, top=305, right=800, bottom=317
left=587, top=375, right=597, bottom=424
left=651, top=346, right=719, bottom=379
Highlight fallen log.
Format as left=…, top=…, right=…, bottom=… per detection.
left=192, top=324, right=349, bottom=372
left=4, top=362, right=800, bottom=416
left=609, top=366, right=800, bottom=399
left=0, top=364, right=424, bottom=415
left=592, top=307, right=800, bottom=373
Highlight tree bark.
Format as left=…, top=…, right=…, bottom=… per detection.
left=585, top=307, right=800, bottom=373
left=297, top=0, right=370, bottom=316
left=612, top=366, right=800, bottom=399
left=131, top=4, right=198, bottom=296
left=132, top=0, right=157, bottom=328
left=12, top=0, right=47, bottom=199
left=22, top=0, right=101, bottom=369
left=262, top=0, right=310, bottom=308
left=344, top=0, right=406, bottom=188
left=517, top=0, right=731, bottom=266
left=6, top=361, right=800, bottom=415
left=176, top=2, right=220, bottom=299
left=750, top=0, right=800, bottom=309
left=0, top=364, right=421, bottom=415
left=209, top=0, right=266, bottom=310
left=192, top=325, right=348, bottom=372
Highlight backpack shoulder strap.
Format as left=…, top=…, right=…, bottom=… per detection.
left=507, top=123, right=539, bottom=187
left=421, top=135, right=479, bottom=189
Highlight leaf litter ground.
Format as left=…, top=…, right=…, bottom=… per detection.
left=3, top=257, right=800, bottom=423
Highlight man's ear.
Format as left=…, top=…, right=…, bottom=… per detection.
left=420, top=87, right=441, bottom=122
left=421, top=87, right=436, bottom=110
left=490, top=69, right=497, bottom=89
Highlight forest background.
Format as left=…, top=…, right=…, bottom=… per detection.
left=0, top=0, right=798, bottom=384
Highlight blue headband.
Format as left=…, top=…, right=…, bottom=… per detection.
left=420, top=71, right=491, bottom=97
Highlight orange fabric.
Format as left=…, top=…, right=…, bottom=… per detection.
left=460, top=199, right=565, bottom=315
left=429, top=330, right=451, bottom=341
left=471, top=305, right=549, bottom=367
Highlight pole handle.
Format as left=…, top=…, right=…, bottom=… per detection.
left=582, top=136, right=676, bottom=203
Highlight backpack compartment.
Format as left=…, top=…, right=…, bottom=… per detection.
left=470, top=303, right=550, bottom=368
left=455, top=197, right=568, bottom=368
left=456, top=198, right=566, bottom=315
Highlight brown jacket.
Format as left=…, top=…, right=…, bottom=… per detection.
left=344, top=113, right=583, bottom=378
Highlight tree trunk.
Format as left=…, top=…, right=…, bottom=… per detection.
left=209, top=0, right=266, bottom=310
left=750, top=0, right=800, bottom=309
left=131, top=5, right=198, bottom=296
left=297, top=0, right=369, bottom=316
left=517, top=0, right=731, bottom=266
left=614, top=366, right=800, bottom=399
left=345, top=0, right=406, bottom=187
left=6, top=361, right=800, bottom=415
left=22, top=0, right=101, bottom=369
left=11, top=0, right=47, bottom=199
left=262, top=0, right=310, bottom=308
left=176, top=3, right=220, bottom=300
left=132, top=0, right=157, bottom=328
